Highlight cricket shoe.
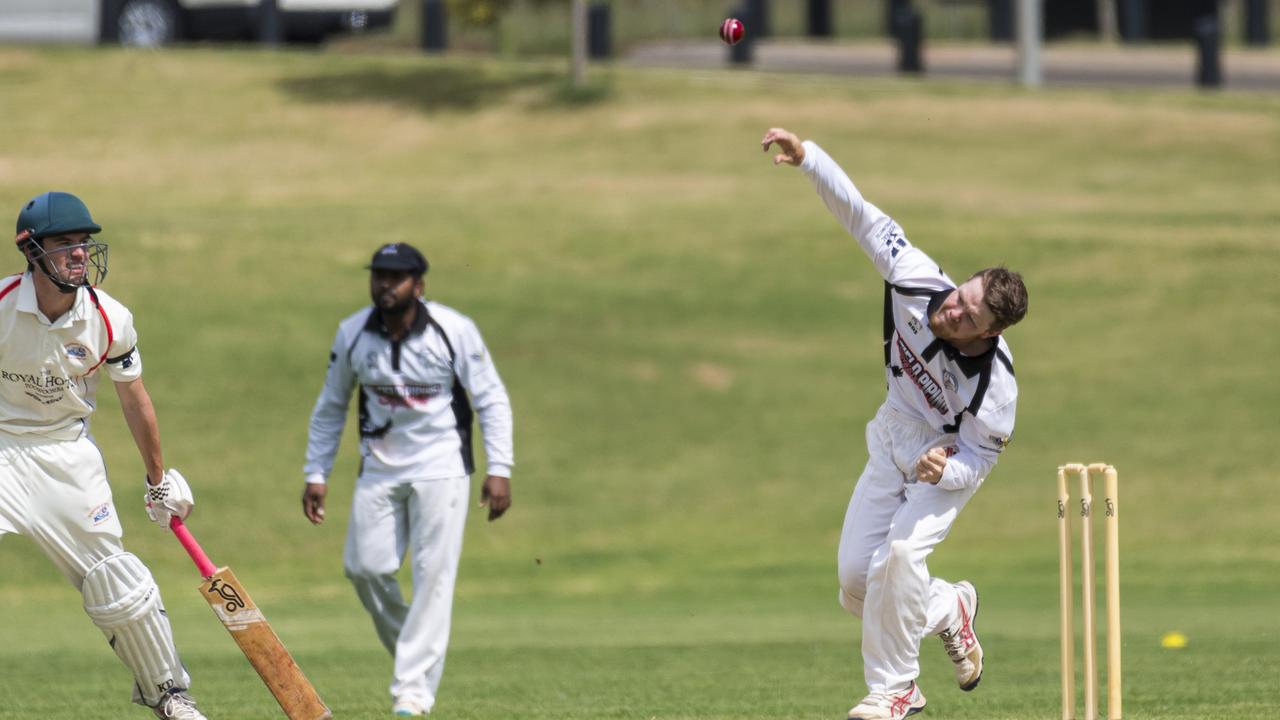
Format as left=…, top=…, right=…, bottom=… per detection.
left=393, top=696, right=430, bottom=716
left=938, top=580, right=983, bottom=691
left=151, top=690, right=206, bottom=720
left=846, top=682, right=926, bottom=719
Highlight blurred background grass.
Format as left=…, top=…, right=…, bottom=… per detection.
left=0, top=45, right=1277, bottom=718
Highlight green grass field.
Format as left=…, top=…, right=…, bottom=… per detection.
left=0, top=46, right=1278, bottom=719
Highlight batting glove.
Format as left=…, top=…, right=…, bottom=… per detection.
left=144, top=469, right=195, bottom=529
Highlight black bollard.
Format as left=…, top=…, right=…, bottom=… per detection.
left=746, top=0, right=770, bottom=38
left=1194, top=15, right=1221, bottom=88
left=988, top=0, right=1012, bottom=42
left=99, top=0, right=119, bottom=42
left=421, top=0, right=447, bottom=53
left=1244, top=0, right=1270, bottom=46
left=807, top=0, right=832, bottom=38
left=587, top=2, right=611, bottom=59
left=258, top=0, right=283, bottom=45
left=885, top=0, right=908, bottom=36
left=1118, top=0, right=1146, bottom=42
left=894, top=6, right=923, bottom=74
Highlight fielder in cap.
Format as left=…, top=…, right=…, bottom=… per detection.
left=1, top=192, right=207, bottom=719
left=761, top=129, right=1028, bottom=720
left=302, top=242, right=514, bottom=717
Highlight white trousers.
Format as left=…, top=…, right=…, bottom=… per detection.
left=0, top=431, right=191, bottom=703
left=344, top=473, right=470, bottom=710
left=837, top=403, right=982, bottom=693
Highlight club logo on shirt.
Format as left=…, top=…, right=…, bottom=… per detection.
left=989, top=434, right=1011, bottom=449
left=64, top=343, right=89, bottom=359
left=894, top=335, right=950, bottom=416
left=906, top=317, right=922, bottom=335
left=88, top=503, right=112, bottom=526
left=942, top=369, right=958, bottom=393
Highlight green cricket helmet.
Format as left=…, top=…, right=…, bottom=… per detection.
left=15, top=191, right=108, bottom=291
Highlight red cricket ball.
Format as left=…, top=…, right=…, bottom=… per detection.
left=719, top=18, right=745, bottom=46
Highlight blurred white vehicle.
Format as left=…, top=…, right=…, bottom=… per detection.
left=0, top=0, right=397, bottom=46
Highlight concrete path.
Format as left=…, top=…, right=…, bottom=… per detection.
left=625, top=40, right=1280, bottom=92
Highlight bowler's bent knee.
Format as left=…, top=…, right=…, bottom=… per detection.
left=838, top=557, right=870, bottom=617
left=839, top=587, right=865, bottom=617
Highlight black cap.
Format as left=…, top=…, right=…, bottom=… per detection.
left=367, top=243, right=429, bottom=276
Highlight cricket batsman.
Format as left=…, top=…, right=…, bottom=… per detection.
left=0, top=192, right=207, bottom=719
left=761, top=129, right=1028, bottom=720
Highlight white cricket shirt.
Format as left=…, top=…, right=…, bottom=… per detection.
left=304, top=299, right=513, bottom=483
left=801, top=141, right=1018, bottom=490
left=0, top=272, right=142, bottom=442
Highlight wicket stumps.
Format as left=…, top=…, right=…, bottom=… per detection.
left=1057, top=463, right=1121, bottom=720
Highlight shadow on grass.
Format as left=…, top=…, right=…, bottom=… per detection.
left=277, top=64, right=611, bottom=114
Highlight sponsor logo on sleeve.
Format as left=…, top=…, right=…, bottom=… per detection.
left=876, top=223, right=910, bottom=258
left=980, top=435, right=1012, bottom=453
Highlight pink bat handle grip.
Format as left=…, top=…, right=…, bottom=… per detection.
left=170, top=517, right=217, bottom=579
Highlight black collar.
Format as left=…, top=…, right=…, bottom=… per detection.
left=363, top=299, right=430, bottom=339
left=923, top=288, right=997, bottom=378
left=946, top=337, right=997, bottom=377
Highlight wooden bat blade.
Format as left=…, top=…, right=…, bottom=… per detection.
left=199, top=567, right=332, bottom=720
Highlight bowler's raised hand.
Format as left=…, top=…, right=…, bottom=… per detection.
left=761, top=127, right=806, bottom=166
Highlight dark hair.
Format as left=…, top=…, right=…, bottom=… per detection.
left=972, top=267, right=1028, bottom=332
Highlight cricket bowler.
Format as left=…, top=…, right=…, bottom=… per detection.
left=762, top=129, right=1028, bottom=720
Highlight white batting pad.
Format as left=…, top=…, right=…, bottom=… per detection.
left=82, top=553, right=189, bottom=705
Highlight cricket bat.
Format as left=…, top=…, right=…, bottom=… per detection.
left=170, top=517, right=332, bottom=720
